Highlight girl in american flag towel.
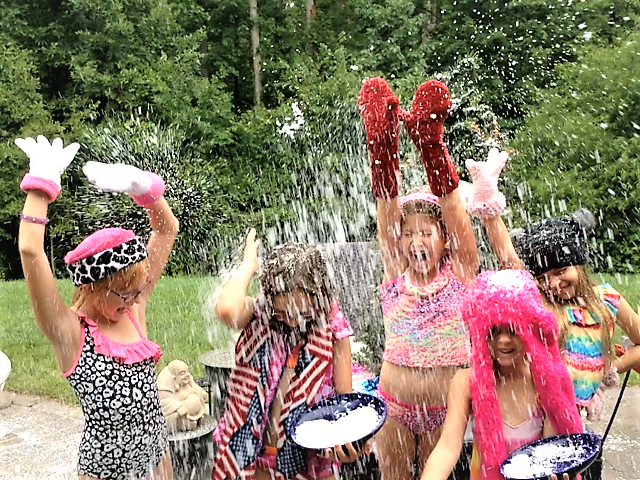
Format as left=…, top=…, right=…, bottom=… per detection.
left=212, top=229, right=367, bottom=480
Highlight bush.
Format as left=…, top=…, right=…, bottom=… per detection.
left=508, top=32, right=640, bottom=271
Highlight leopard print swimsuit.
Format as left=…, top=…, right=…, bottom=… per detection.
left=65, top=313, right=168, bottom=479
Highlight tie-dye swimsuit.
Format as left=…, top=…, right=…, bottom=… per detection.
left=379, top=261, right=470, bottom=433
left=562, top=283, right=619, bottom=407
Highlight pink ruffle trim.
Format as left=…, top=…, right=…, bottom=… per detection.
left=83, top=314, right=162, bottom=364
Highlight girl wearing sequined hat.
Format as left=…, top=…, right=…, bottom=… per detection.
left=511, top=210, right=640, bottom=422
left=17, top=135, right=179, bottom=480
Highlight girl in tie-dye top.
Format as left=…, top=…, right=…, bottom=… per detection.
left=512, top=210, right=640, bottom=423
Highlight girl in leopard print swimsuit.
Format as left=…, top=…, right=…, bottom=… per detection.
left=16, top=135, right=179, bottom=480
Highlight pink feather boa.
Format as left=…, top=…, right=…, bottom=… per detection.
left=463, top=270, right=583, bottom=480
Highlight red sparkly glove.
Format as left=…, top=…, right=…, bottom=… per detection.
left=357, top=77, right=401, bottom=199
left=403, top=80, right=458, bottom=198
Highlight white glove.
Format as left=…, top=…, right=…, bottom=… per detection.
left=15, top=135, right=80, bottom=201
left=83, top=161, right=153, bottom=196
left=82, top=161, right=165, bottom=208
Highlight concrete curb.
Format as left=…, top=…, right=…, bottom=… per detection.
left=1, top=388, right=639, bottom=479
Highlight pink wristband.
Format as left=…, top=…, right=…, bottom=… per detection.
left=131, top=172, right=165, bottom=208
left=20, top=174, right=60, bottom=202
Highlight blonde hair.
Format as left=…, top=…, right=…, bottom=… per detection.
left=555, top=265, right=615, bottom=365
left=71, top=258, right=150, bottom=311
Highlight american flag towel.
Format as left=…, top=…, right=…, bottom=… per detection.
left=213, top=315, right=333, bottom=480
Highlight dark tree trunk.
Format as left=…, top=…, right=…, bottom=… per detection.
left=249, top=0, right=262, bottom=107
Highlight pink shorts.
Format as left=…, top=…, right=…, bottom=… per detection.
left=379, top=388, right=447, bottom=435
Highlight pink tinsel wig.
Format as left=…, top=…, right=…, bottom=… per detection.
left=463, top=270, right=583, bottom=480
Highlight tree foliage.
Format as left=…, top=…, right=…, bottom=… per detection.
left=509, top=31, right=640, bottom=271
left=0, top=0, right=639, bottom=278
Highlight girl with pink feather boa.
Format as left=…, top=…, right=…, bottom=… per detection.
left=420, top=270, right=583, bottom=480
left=464, top=149, right=640, bottom=480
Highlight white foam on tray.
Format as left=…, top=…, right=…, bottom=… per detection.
left=502, top=443, right=586, bottom=479
left=294, top=406, right=382, bottom=449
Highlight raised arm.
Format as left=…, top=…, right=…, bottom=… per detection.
left=82, top=161, right=178, bottom=299
left=613, top=297, right=640, bottom=374
left=420, top=369, right=472, bottom=480
left=482, top=216, right=524, bottom=270
left=378, top=198, right=406, bottom=282
left=403, top=80, right=479, bottom=283
left=215, top=228, right=260, bottom=330
left=357, top=77, right=404, bottom=283
left=466, top=148, right=524, bottom=270
left=81, top=161, right=179, bottom=331
left=141, top=197, right=179, bottom=298
left=440, top=190, right=480, bottom=284
left=16, top=136, right=81, bottom=372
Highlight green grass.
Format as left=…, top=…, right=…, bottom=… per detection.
left=0, top=276, right=230, bottom=403
left=594, top=273, right=640, bottom=386
left=1, top=273, right=639, bottom=403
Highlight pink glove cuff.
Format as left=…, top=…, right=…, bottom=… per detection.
left=585, top=388, right=605, bottom=422
left=20, top=174, right=61, bottom=202
left=466, top=193, right=506, bottom=219
left=131, top=172, right=165, bottom=208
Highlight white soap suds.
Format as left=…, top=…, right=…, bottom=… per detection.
left=294, top=406, right=381, bottom=449
left=502, top=444, right=585, bottom=479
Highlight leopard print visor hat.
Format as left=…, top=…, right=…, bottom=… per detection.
left=64, top=228, right=148, bottom=286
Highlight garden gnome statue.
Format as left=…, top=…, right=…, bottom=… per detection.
left=157, top=360, right=207, bottom=432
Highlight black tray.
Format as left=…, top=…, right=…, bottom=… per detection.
left=288, top=393, right=387, bottom=454
left=501, top=433, right=602, bottom=480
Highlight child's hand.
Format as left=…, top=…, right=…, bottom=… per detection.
left=242, top=228, right=261, bottom=274
left=320, top=441, right=368, bottom=463
left=550, top=473, right=571, bottom=480
left=465, top=148, right=508, bottom=219
left=16, top=135, right=81, bottom=201
left=82, top=161, right=165, bottom=208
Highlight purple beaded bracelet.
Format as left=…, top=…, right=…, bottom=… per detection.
left=19, top=213, right=49, bottom=225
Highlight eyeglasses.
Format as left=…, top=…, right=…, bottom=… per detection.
left=272, top=310, right=315, bottom=324
left=111, top=283, right=149, bottom=303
